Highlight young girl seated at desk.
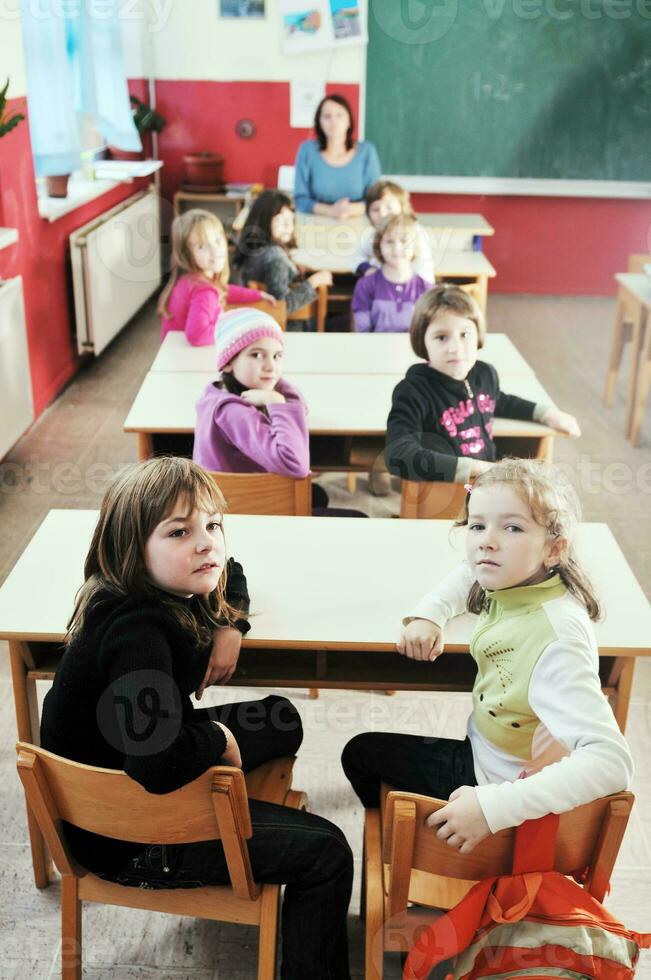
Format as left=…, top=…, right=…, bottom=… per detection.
left=351, top=214, right=432, bottom=333
left=233, top=190, right=332, bottom=323
left=385, top=284, right=580, bottom=484
left=40, top=457, right=353, bottom=978
left=342, top=458, right=633, bottom=850
left=193, top=307, right=365, bottom=516
left=158, top=209, right=274, bottom=346
left=350, top=179, right=434, bottom=281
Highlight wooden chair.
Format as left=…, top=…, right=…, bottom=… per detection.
left=604, top=254, right=651, bottom=432
left=248, top=279, right=327, bottom=333
left=226, top=296, right=287, bottom=329
left=400, top=480, right=469, bottom=520
left=16, top=742, right=307, bottom=980
left=363, top=787, right=635, bottom=979
left=210, top=471, right=312, bottom=517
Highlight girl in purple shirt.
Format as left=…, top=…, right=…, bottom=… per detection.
left=158, top=209, right=275, bottom=346
left=351, top=214, right=433, bottom=333
left=193, top=307, right=310, bottom=476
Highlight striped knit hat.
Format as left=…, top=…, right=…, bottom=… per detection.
left=215, top=307, right=284, bottom=371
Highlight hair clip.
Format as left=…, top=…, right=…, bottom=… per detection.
left=464, top=483, right=473, bottom=494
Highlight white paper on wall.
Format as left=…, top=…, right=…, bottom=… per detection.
left=290, top=79, right=326, bottom=127
left=280, top=0, right=366, bottom=55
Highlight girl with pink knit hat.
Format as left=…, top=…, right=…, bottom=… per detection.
left=193, top=308, right=366, bottom=516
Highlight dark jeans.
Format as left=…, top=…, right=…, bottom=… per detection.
left=341, top=731, right=477, bottom=808
left=113, top=696, right=353, bottom=980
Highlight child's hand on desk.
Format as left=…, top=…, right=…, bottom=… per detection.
left=196, top=625, right=243, bottom=698
left=241, top=389, right=286, bottom=406
left=397, top=618, right=443, bottom=661
left=426, top=786, right=490, bottom=854
left=468, top=460, right=494, bottom=478
left=541, top=406, right=581, bottom=437
left=214, top=722, right=243, bottom=769
left=259, top=292, right=277, bottom=305
left=308, top=270, right=333, bottom=289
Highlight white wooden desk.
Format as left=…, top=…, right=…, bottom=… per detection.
left=124, top=370, right=556, bottom=461
left=295, top=211, right=494, bottom=242
left=2, top=510, right=648, bottom=886
left=151, top=331, right=534, bottom=378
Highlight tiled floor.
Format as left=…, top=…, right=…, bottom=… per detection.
left=1, top=294, right=650, bottom=978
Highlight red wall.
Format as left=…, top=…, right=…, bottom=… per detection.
left=155, top=79, right=651, bottom=297
left=0, top=94, right=150, bottom=419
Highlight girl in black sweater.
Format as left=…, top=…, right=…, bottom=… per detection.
left=40, top=457, right=352, bottom=980
left=384, top=285, right=581, bottom=484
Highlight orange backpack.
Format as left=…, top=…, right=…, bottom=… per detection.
left=404, top=812, right=651, bottom=980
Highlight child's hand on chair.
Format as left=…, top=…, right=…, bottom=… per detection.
left=426, top=786, right=490, bottom=854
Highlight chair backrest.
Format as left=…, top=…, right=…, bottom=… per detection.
left=226, top=296, right=287, bottom=330
left=382, top=789, right=634, bottom=916
left=16, top=742, right=260, bottom=899
left=210, top=471, right=312, bottom=516
left=400, top=479, right=468, bottom=520
left=247, top=279, right=327, bottom=332
left=277, top=165, right=295, bottom=193
left=628, top=254, right=651, bottom=273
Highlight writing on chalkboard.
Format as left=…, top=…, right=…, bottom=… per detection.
left=473, top=72, right=525, bottom=102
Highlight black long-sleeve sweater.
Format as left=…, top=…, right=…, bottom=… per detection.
left=40, top=559, right=249, bottom=875
left=385, top=360, right=538, bottom=483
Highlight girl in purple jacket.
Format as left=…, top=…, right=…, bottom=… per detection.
left=193, top=308, right=367, bottom=517
left=193, top=307, right=309, bottom=476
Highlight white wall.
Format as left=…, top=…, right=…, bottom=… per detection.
left=0, top=3, right=27, bottom=98
left=141, top=0, right=365, bottom=83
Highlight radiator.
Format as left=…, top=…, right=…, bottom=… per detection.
left=0, top=276, right=34, bottom=458
left=70, top=189, right=161, bottom=356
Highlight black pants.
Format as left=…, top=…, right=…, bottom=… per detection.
left=114, top=696, right=353, bottom=980
left=341, top=731, right=477, bottom=808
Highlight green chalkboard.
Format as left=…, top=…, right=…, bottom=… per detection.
left=366, top=0, right=651, bottom=181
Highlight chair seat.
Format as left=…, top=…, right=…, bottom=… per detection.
left=79, top=872, right=265, bottom=924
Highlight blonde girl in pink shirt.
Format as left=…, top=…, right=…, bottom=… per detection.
left=158, top=209, right=275, bottom=346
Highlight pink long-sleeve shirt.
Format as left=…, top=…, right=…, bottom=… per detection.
left=160, top=274, right=263, bottom=346
left=192, top=377, right=310, bottom=478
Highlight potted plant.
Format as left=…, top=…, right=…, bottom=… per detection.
left=109, top=94, right=166, bottom=161
left=0, top=77, right=25, bottom=138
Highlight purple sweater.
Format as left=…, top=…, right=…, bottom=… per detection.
left=161, top=275, right=263, bottom=346
left=351, top=269, right=432, bottom=333
left=193, top=377, right=310, bottom=477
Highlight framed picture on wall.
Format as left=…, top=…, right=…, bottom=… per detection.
left=219, top=0, right=265, bottom=17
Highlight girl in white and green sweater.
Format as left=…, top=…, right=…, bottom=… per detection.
left=342, top=457, right=633, bottom=853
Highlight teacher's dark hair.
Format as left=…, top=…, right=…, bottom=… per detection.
left=314, top=94, right=355, bottom=151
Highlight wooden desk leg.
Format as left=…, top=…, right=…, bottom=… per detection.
left=137, top=432, right=154, bottom=461
left=535, top=435, right=554, bottom=462
left=609, top=656, right=635, bottom=734
left=604, top=299, right=630, bottom=407
left=476, top=275, right=488, bottom=313
left=628, top=312, right=650, bottom=446
left=9, top=640, right=51, bottom=888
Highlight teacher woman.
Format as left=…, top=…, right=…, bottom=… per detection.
left=294, top=94, right=382, bottom=218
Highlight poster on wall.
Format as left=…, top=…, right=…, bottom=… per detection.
left=280, top=0, right=366, bottom=55
left=220, top=0, right=265, bottom=17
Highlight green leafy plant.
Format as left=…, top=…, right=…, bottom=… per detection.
left=0, top=78, right=25, bottom=138
left=130, top=95, right=166, bottom=136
